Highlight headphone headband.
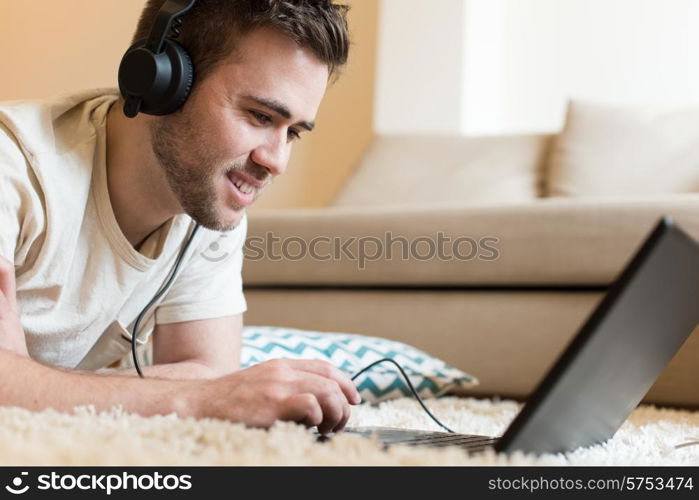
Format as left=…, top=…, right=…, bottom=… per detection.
left=120, top=0, right=198, bottom=118
left=144, top=0, right=198, bottom=54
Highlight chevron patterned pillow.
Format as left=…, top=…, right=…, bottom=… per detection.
left=240, top=326, right=479, bottom=404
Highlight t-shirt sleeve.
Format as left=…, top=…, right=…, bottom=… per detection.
left=154, top=214, right=248, bottom=325
left=0, top=122, right=40, bottom=266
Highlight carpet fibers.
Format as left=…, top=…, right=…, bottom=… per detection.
left=0, top=397, right=698, bottom=465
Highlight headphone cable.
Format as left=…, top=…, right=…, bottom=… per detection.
left=131, top=222, right=201, bottom=377
left=352, top=358, right=455, bottom=433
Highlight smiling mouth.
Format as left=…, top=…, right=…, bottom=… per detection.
left=225, top=171, right=257, bottom=207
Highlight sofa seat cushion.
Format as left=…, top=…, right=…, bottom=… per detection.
left=244, top=195, right=699, bottom=287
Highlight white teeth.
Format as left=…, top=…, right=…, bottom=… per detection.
left=232, top=178, right=254, bottom=195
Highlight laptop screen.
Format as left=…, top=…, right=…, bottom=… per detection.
left=496, top=218, right=699, bottom=455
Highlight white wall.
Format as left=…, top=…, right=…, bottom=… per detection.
left=497, top=0, right=699, bottom=134
left=376, top=0, right=699, bottom=135
left=374, top=0, right=465, bottom=134
left=461, top=0, right=504, bottom=135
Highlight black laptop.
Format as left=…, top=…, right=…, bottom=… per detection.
left=339, top=217, right=699, bottom=455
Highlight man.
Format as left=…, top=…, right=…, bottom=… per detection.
left=0, top=0, right=360, bottom=435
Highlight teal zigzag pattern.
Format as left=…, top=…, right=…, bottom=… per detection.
left=245, top=332, right=441, bottom=367
left=244, top=338, right=438, bottom=377
left=240, top=326, right=478, bottom=403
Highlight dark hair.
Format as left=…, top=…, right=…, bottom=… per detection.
left=132, top=0, right=350, bottom=84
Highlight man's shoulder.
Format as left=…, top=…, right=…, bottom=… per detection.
left=0, top=88, right=120, bottom=160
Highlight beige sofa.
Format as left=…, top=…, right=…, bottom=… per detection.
left=242, top=104, right=699, bottom=408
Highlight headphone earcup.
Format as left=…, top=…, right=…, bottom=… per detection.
left=173, top=44, right=194, bottom=111
left=150, top=39, right=194, bottom=115
left=118, top=38, right=194, bottom=116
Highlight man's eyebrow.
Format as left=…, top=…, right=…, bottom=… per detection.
left=242, top=94, right=315, bottom=131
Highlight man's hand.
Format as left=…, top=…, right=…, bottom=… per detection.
left=0, top=256, right=28, bottom=357
left=185, top=359, right=362, bottom=434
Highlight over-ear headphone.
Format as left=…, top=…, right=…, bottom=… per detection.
left=118, top=0, right=199, bottom=118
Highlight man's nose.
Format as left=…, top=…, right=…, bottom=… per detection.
left=251, top=133, right=289, bottom=178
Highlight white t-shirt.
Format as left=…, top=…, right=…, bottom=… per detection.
left=0, top=88, right=247, bottom=370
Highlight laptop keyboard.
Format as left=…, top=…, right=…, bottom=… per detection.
left=398, top=433, right=499, bottom=450
left=326, top=427, right=500, bottom=452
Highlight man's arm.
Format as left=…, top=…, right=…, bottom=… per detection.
left=0, top=348, right=195, bottom=416
left=0, top=256, right=359, bottom=433
left=106, top=315, right=243, bottom=380
left=0, top=343, right=361, bottom=434
left=0, top=346, right=360, bottom=434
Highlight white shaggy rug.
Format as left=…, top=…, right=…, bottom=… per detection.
left=0, top=397, right=698, bottom=466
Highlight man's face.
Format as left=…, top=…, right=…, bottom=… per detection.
left=150, top=27, right=330, bottom=231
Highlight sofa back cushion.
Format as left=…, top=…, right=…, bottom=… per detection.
left=546, top=100, right=699, bottom=197
left=330, top=134, right=553, bottom=207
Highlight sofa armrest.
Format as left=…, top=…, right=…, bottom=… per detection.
left=243, top=194, right=699, bottom=287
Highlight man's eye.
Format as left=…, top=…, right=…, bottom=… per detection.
left=251, top=111, right=301, bottom=141
left=251, top=111, right=271, bottom=125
